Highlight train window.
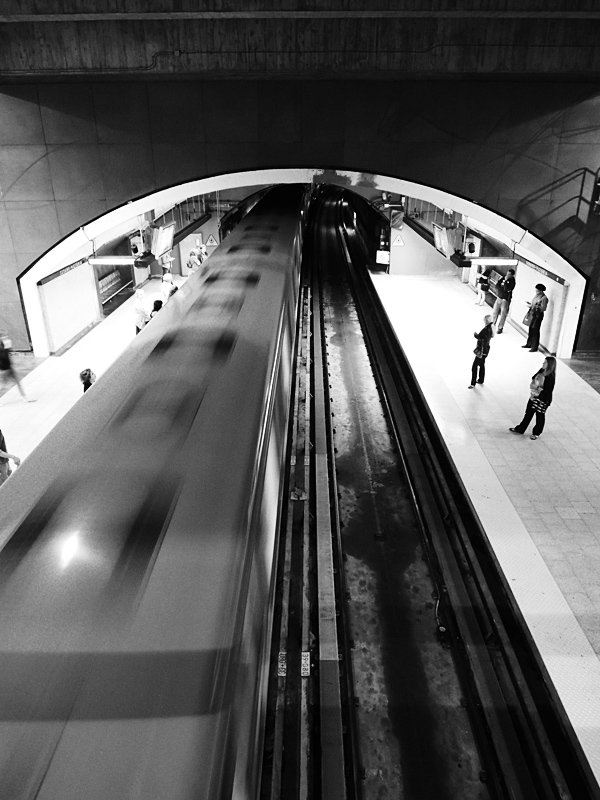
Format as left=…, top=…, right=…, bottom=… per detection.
left=112, top=382, right=206, bottom=438
left=226, top=244, right=271, bottom=254
left=190, top=293, right=245, bottom=315
left=103, top=477, right=179, bottom=606
left=204, top=271, right=260, bottom=286
left=150, top=332, right=179, bottom=356
left=212, top=330, right=237, bottom=360
left=0, top=486, right=64, bottom=577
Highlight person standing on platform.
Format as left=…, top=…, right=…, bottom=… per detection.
left=469, top=314, right=494, bottom=389
left=150, top=299, right=163, bottom=318
left=522, top=283, right=548, bottom=352
left=186, top=249, right=202, bottom=273
left=79, top=368, right=96, bottom=393
left=161, top=253, right=175, bottom=274
left=491, top=268, right=516, bottom=333
left=134, top=290, right=149, bottom=335
left=509, top=356, right=556, bottom=440
left=0, top=427, right=20, bottom=487
left=476, top=267, right=492, bottom=305
left=161, top=272, right=174, bottom=302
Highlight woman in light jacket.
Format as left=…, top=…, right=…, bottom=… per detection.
left=509, top=356, right=556, bottom=439
left=469, top=315, right=494, bottom=388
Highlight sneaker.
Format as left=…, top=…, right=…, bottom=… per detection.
left=521, top=344, right=530, bottom=348
left=509, top=427, right=523, bottom=434
left=468, top=384, right=475, bottom=389
left=530, top=434, right=539, bottom=440
left=497, top=329, right=503, bottom=334
left=476, top=380, right=484, bottom=384
left=529, top=348, right=538, bottom=352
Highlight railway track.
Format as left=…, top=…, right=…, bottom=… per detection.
left=261, top=242, right=354, bottom=799
left=261, top=189, right=600, bottom=800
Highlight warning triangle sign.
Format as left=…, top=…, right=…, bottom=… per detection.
left=392, top=235, right=405, bottom=246
left=205, top=234, right=218, bottom=247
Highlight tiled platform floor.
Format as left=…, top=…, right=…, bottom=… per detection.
left=372, top=223, right=600, bottom=784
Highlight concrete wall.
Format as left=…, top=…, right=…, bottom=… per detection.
left=2, top=78, right=600, bottom=349
left=4, top=4, right=600, bottom=80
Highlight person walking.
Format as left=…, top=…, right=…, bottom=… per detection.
left=0, top=332, right=32, bottom=401
left=476, top=267, right=492, bottom=305
left=0, top=427, right=20, bottom=487
left=491, top=268, right=516, bottom=333
left=469, top=314, right=494, bottom=388
left=509, top=356, right=556, bottom=439
left=522, top=283, right=548, bottom=352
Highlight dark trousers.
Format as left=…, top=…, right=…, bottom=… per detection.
left=471, top=355, right=486, bottom=385
left=526, top=313, right=544, bottom=350
left=514, top=399, right=546, bottom=436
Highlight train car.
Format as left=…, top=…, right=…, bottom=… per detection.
left=0, top=184, right=308, bottom=799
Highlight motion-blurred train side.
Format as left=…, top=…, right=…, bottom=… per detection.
left=0, top=184, right=308, bottom=799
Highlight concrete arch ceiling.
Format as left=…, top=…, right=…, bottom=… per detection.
left=21, top=168, right=584, bottom=358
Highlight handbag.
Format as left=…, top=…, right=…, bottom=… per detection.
left=531, top=397, right=548, bottom=414
left=473, top=346, right=484, bottom=358
left=523, top=309, right=532, bottom=326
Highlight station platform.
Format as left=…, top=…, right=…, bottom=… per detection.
left=1, top=230, right=600, bottom=784
left=371, top=222, right=600, bottom=784
left=0, top=275, right=185, bottom=460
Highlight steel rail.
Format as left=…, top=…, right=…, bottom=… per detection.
left=299, top=285, right=313, bottom=800
left=266, top=285, right=311, bottom=800
left=262, top=253, right=348, bottom=798
left=311, top=261, right=347, bottom=800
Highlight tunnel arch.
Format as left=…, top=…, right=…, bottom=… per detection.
left=19, top=168, right=585, bottom=358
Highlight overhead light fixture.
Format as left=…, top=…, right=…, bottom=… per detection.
left=87, top=256, right=137, bottom=266
left=470, top=257, right=519, bottom=265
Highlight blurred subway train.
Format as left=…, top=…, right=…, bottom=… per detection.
left=0, top=184, right=308, bottom=799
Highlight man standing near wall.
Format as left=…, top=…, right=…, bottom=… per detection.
left=492, top=268, right=516, bottom=333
